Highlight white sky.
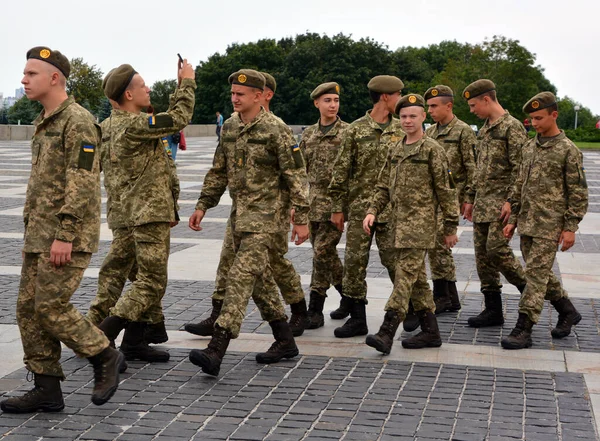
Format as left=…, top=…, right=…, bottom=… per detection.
left=1, top=0, right=599, bottom=114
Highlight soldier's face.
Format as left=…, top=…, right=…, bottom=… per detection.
left=427, top=97, right=452, bottom=122
left=399, top=107, right=426, bottom=135
left=21, top=59, right=54, bottom=101
left=530, top=109, right=558, bottom=134
left=315, top=94, right=339, bottom=119
left=468, top=97, right=488, bottom=119
left=231, top=85, right=261, bottom=114
left=126, top=74, right=151, bottom=108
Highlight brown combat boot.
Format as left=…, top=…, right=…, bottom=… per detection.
left=120, top=322, right=170, bottom=362
left=145, top=321, right=168, bottom=344
left=189, top=325, right=231, bottom=376
left=256, top=320, right=299, bottom=363
left=289, top=298, right=308, bottom=337
left=402, top=311, right=442, bottom=349
left=330, top=286, right=351, bottom=319
left=88, top=346, right=124, bottom=405
left=334, top=299, right=368, bottom=338
left=501, top=313, right=534, bottom=349
left=98, top=315, right=129, bottom=342
left=307, top=291, right=326, bottom=329
left=184, top=298, right=223, bottom=336
left=467, top=291, right=504, bottom=327
left=0, top=374, right=64, bottom=413
left=551, top=298, right=582, bottom=339
left=366, top=310, right=401, bottom=355
left=433, top=279, right=452, bottom=314
left=403, top=300, right=420, bottom=332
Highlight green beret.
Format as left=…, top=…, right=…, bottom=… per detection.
left=463, top=79, right=496, bottom=100
left=104, top=64, right=137, bottom=101
left=523, top=91, right=557, bottom=113
left=102, top=68, right=115, bottom=91
left=26, top=46, right=70, bottom=78
left=310, top=82, right=340, bottom=100
left=260, top=72, right=277, bottom=92
left=367, top=75, right=404, bottom=94
left=228, top=69, right=265, bottom=90
left=424, top=85, right=454, bottom=101
left=395, top=94, right=425, bottom=114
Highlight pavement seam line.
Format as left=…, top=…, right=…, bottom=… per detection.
left=412, top=363, right=443, bottom=438
left=376, top=361, right=415, bottom=441
left=521, top=370, right=527, bottom=441
left=485, top=367, right=498, bottom=440
left=552, top=373, right=564, bottom=441
left=448, top=365, right=469, bottom=440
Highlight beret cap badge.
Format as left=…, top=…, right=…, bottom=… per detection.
left=464, top=91, right=470, bottom=99
left=335, top=85, right=340, bottom=93
left=238, top=74, right=247, bottom=84
left=40, top=49, right=51, bottom=59
left=408, top=95, right=417, bottom=104
left=431, top=89, right=439, bottom=97
left=531, top=100, right=540, bottom=109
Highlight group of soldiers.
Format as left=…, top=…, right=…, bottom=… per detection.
left=0, top=44, right=588, bottom=414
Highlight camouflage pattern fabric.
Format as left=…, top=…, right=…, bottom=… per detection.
left=212, top=218, right=235, bottom=301
left=309, top=221, right=343, bottom=296
left=428, top=213, right=457, bottom=281
left=18, top=253, right=109, bottom=379
left=23, top=96, right=101, bottom=253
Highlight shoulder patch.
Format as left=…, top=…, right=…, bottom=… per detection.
left=447, top=168, right=456, bottom=189
left=78, top=142, right=95, bottom=171
left=148, top=114, right=174, bottom=129
left=291, top=144, right=304, bottom=168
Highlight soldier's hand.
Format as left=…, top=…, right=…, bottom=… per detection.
left=462, top=203, right=473, bottom=222
left=499, top=201, right=511, bottom=224
left=503, top=224, right=516, bottom=239
left=290, top=208, right=295, bottom=224
left=331, top=212, right=345, bottom=232
left=189, top=209, right=205, bottom=231
left=363, top=214, right=376, bottom=235
left=559, top=231, right=576, bottom=252
left=170, top=221, right=179, bottom=228
left=178, top=59, right=195, bottom=83
left=444, top=234, right=458, bottom=249
left=291, top=224, right=309, bottom=245
left=50, top=239, right=72, bottom=267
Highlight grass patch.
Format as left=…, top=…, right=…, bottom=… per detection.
left=575, top=142, right=600, bottom=149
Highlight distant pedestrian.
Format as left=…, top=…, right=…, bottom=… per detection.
left=216, top=111, right=223, bottom=141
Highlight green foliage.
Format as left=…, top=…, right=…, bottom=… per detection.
left=564, top=127, right=600, bottom=142
left=97, top=97, right=112, bottom=123
left=0, top=104, right=8, bottom=124
left=67, top=58, right=104, bottom=116
left=150, top=79, right=177, bottom=113
left=7, top=96, right=42, bottom=124
left=557, top=96, right=597, bottom=130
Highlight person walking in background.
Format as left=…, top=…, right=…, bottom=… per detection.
left=216, top=111, right=223, bottom=142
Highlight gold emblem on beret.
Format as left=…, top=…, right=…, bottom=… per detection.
left=464, top=91, right=470, bottom=99
left=531, top=100, right=540, bottom=109
left=335, top=85, right=340, bottom=93
left=238, top=74, right=247, bottom=84
left=40, top=49, right=51, bottom=59
left=408, top=95, right=417, bottom=104
left=431, top=89, right=439, bottom=97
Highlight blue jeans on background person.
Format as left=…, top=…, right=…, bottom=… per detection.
left=167, top=135, right=178, bottom=161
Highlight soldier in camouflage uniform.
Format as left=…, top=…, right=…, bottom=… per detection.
left=1, top=47, right=123, bottom=414
left=364, top=94, right=459, bottom=354
left=501, top=92, right=588, bottom=349
left=328, top=75, right=404, bottom=338
left=424, top=85, right=476, bottom=314
left=188, top=70, right=310, bottom=377
left=299, top=82, right=348, bottom=329
left=184, top=71, right=308, bottom=338
left=462, top=80, right=527, bottom=328
left=90, top=62, right=195, bottom=363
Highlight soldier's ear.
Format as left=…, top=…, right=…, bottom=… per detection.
left=314, top=100, right=319, bottom=109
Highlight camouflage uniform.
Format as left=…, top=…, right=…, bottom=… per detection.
left=328, top=111, right=404, bottom=300
left=368, top=135, right=459, bottom=318
left=19, top=97, right=109, bottom=379
left=472, top=112, right=527, bottom=293
left=196, top=109, right=310, bottom=338
left=300, top=117, right=348, bottom=296
left=509, top=132, right=588, bottom=322
left=87, top=78, right=194, bottom=323
left=425, top=117, right=476, bottom=281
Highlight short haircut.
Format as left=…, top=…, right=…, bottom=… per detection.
left=439, top=96, right=454, bottom=105
left=369, top=90, right=382, bottom=104
left=479, top=90, right=497, bottom=102
left=546, top=103, right=558, bottom=113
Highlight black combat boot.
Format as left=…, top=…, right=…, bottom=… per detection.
left=433, top=279, right=452, bottom=314
left=501, top=313, right=534, bottom=349
left=98, top=315, right=129, bottom=342
left=334, top=299, right=368, bottom=338
left=401, top=311, right=442, bottom=349
left=120, top=322, right=170, bottom=362
left=189, top=325, right=231, bottom=376
left=109, top=340, right=128, bottom=374
left=184, top=298, right=223, bottom=337
left=145, top=321, right=168, bottom=344
left=366, top=310, right=401, bottom=355
left=551, top=298, right=582, bottom=339
left=289, top=298, right=308, bottom=337
left=0, top=374, right=64, bottom=413
left=447, top=281, right=461, bottom=312
left=306, top=291, right=326, bottom=329
left=467, top=291, right=504, bottom=328
left=256, top=319, right=300, bottom=364
left=403, top=300, right=420, bottom=332
left=87, top=346, right=124, bottom=405
left=330, top=285, right=351, bottom=319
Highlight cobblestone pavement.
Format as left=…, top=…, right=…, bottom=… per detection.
left=0, top=138, right=599, bottom=441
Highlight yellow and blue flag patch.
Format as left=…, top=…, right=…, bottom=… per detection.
left=148, top=115, right=156, bottom=127
left=83, top=145, right=95, bottom=153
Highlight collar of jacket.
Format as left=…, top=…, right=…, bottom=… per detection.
left=33, top=95, right=75, bottom=127
left=401, top=133, right=427, bottom=160
left=483, top=111, right=510, bottom=131
left=316, top=116, right=342, bottom=137
left=434, top=115, right=459, bottom=136
left=365, top=110, right=398, bottom=133
left=535, top=130, right=566, bottom=148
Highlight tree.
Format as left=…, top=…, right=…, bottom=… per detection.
left=97, top=97, right=112, bottom=123
left=150, top=79, right=177, bottom=113
left=557, top=96, right=597, bottom=130
left=0, top=104, right=8, bottom=124
left=7, top=96, right=42, bottom=125
left=67, top=57, right=104, bottom=116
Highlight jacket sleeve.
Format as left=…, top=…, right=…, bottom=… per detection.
left=366, top=150, right=391, bottom=217
left=430, top=145, right=459, bottom=236
left=328, top=128, right=354, bottom=213
left=563, top=147, right=589, bottom=232
left=506, top=122, right=527, bottom=201
left=195, top=139, right=228, bottom=212
left=460, top=126, right=477, bottom=204
left=276, top=128, right=310, bottom=225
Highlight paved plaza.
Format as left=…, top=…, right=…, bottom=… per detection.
left=0, top=137, right=599, bottom=440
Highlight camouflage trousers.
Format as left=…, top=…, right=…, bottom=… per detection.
left=17, top=253, right=109, bottom=379
left=215, top=230, right=287, bottom=338
left=106, top=222, right=170, bottom=322
left=385, top=249, right=435, bottom=320
left=87, top=227, right=164, bottom=325
left=518, top=235, right=567, bottom=323
left=428, top=211, right=456, bottom=281
left=473, top=221, right=526, bottom=293
left=309, top=221, right=343, bottom=296
left=343, top=220, right=396, bottom=300
left=213, top=219, right=304, bottom=305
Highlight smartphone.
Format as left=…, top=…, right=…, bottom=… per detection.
left=177, top=53, right=184, bottom=64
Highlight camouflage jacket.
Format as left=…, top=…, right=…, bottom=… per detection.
left=328, top=111, right=404, bottom=222
left=23, top=96, right=101, bottom=253
left=425, top=116, right=476, bottom=205
left=100, top=78, right=194, bottom=229
left=196, top=109, right=310, bottom=233
left=472, top=112, right=527, bottom=223
left=300, top=117, right=349, bottom=221
left=509, top=132, right=588, bottom=241
left=368, top=134, right=459, bottom=249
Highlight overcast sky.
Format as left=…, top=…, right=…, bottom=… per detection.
left=2, top=0, right=599, bottom=115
